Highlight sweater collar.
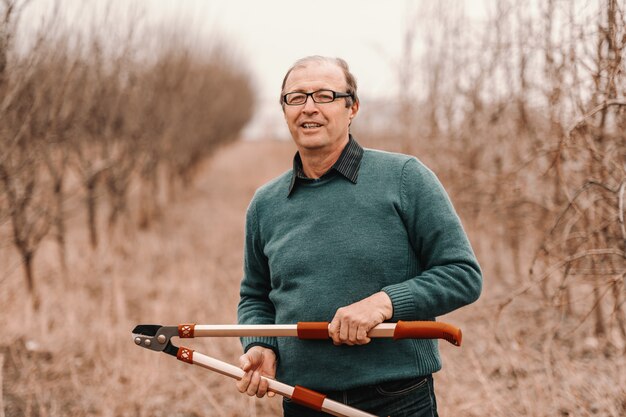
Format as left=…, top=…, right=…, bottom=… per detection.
left=288, top=135, right=364, bottom=196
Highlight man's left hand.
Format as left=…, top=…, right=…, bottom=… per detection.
left=329, top=291, right=393, bottom=346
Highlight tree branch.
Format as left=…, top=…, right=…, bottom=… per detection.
left=567, top=99, right=626, bottom=137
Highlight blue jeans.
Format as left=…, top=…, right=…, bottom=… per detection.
left=282, top=375, right=438, bottom=417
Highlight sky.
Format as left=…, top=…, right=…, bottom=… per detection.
left=20, top=0, right=487, bottom=139
left=142, top=0, right=424, bottom=139
left=144, top=1, right=415, bottom=97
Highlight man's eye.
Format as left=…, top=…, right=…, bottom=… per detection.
left=314, top=92, right=333, bottom=101
left=288, top=94, right=306, bottom=103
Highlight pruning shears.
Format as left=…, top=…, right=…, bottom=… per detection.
left=132, top=321, right=462, bottom=417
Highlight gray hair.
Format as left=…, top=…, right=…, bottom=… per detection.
left=279, top=56, right=359, bottom=108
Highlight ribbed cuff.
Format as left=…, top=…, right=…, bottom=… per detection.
left=382, top=283, right=417, bottom=321
left=241, top=336, right=279, bottom=358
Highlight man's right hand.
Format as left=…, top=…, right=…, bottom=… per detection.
left=237, top=346, right=277, bottom=398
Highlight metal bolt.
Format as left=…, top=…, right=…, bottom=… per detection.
left=157, top=334, right=167, bottom=344
left=134, top=337, right=142, bottom=345
left=144, top=339, right=151, bottom=347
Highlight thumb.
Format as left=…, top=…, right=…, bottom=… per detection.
left=242, top=348, right=264, bottom=371
left=239, top=354, right=251, bottom=371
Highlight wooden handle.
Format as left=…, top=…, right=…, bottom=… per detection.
left=176, top=347, right=377, bottom=417
left=185, top=322, right=462, bottom=346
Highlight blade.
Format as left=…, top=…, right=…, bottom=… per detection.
left=132, top=324, right=162, bottom=337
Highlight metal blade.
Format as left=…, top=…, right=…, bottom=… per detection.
left=132, top=324, right=162, bottom=337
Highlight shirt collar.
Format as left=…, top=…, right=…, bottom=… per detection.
left=288, top=135, right=364, bottom=196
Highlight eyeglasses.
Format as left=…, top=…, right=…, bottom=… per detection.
left=283, top=89, right=353, bottom=106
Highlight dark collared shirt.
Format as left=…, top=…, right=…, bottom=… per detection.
left=288, top=135, right=364, bottom=196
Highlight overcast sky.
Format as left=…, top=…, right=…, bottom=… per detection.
left=136, top=0, right=427, bottom=138
left=164, top=0, right=420, bottom=138
left=150, top=1, right=417, bottom=98
left=21, top=0, right=487, bottom=138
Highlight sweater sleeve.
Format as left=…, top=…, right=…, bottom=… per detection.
left=382, top=158, right=482, bottom=320
left=237, top=197, right=279, bottom=356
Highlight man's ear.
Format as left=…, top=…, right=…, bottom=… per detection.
left=348, top=101, right=359, bottom=127
left=349, top=100, right=359, bottom=120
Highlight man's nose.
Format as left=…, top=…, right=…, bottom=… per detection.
left=301, top=96, right=319, bottom=112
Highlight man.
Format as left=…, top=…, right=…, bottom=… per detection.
left=236, top=56, right=482, bottom=416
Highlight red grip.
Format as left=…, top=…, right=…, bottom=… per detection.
left=393, top=321, right=462, bottom=346
left=176, top=346, right=194, bottom=364
left=291, top=385, right=326, bottom=411
left=297, top=322, right=329, bottom=339
left=178, top=324, right=195, bottom=338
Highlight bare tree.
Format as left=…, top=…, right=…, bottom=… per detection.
left=0, top=0, right=256, bottom=313
left=0, top=124, right=52, bottom=311
left=0, top=0, right=53, bottom=309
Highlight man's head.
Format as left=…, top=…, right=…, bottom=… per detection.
left=280, top=56, right=359, bottom=153
left=280, top=56, right=359, bottom=108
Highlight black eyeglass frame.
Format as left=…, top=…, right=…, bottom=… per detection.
left=282, top=89, right=354, bottom=106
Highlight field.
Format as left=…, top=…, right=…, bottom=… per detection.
left=1, top=0, right=625, bottom=415
left=1, top=138, right=623, bottom=417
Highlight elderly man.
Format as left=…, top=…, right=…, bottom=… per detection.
left=236, top=56, right=482, bottom=416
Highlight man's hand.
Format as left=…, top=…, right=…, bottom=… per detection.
left=237, top=346, right=277, bottom=398
left=329, top=291, right=393, bottom=346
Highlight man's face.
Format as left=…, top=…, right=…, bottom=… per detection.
left=282, top=61, right=359, bottom=153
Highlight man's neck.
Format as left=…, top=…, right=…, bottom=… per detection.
left=298, top=137, right=349, bottom=179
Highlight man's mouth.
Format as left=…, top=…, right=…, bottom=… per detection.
left=301, top=123, right=322, bottom=129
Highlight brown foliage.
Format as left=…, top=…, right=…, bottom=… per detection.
left=356, top=0, right=625, bottom=415
left=0, top=0, right=624, bottom=416
left=0, top=3, right=254, bottom=308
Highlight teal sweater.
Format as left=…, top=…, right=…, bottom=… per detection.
left=238, top=148, right=482, bottom=391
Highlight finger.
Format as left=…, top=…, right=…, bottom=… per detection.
left=248, top=349, right=262, bottom=368
left=239, top=354, right=251, bottom=372
left=247, top=371, right=261, bottom=396
left=329, top=319, right=342, bottom=345
left=262, top=373, right=276, bottom=398
left=348, top=322, right=359, bottom=344
left=237, top=370, right=252, bottom=393
left=257, top=375, right=269, bottom=398
left=339, top=319, right=350, bottom=343
left=356, top=326, right=371, bottom=345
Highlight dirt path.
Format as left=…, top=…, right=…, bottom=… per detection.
left=187, top=139, right=487, bottom=416
left=4, top=138, right=619, bottom=417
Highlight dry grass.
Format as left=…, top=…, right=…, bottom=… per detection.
left=1, top=139, right=624, bottom=417
left=0, top=140, right=292, bottom=417
left=2, top=0, right=624, bottom=415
